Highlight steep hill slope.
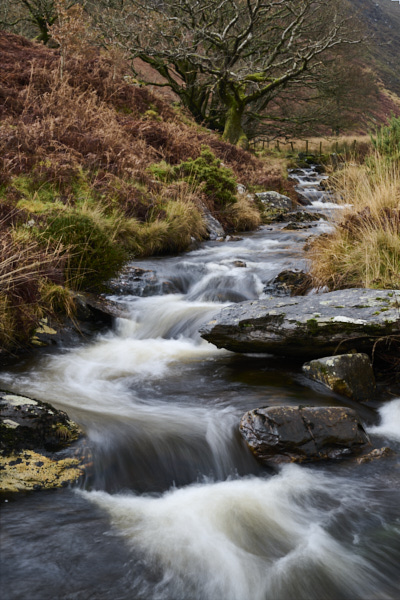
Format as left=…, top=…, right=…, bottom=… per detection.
left=353, top=0, right=400, bottom=96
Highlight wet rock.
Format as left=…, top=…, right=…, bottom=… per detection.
left=200, top=289, right=400, bottom=359
left=263, top=270, right=312, bottom=297
left=357, top=446, right=394, bottom=465
left=107, top=267, right=178, bottom=297
left=0, top=391, right=83, bottom=454
left=239, top=405, right=371, bottom=465
left=0, top=451, right=84, bottom=493
left=302, top=353, right=376, bottom=401
left=75, top=292, right=130, bottom=321
left=274, top=211, right=326, bottom=223
left=255, top=191, right=294, bottom=211
left=233, top=260, right=247, bottom=268
left=282, top=222, right=313, bottom=230
left=0, top=390, right=86, bottom=493
left=202, top=209, right=225, bottom=240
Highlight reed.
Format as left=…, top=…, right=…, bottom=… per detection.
left=309, top=154, right=400, bottom=290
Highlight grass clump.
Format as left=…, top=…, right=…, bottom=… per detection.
left=224, top=195, right=262, bottom=231
left=309, top=154, right=400, bottom=290
left=41, top=212, right=127, bottom=290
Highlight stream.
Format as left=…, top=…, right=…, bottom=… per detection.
left=1, top=168, right=399, bottom=600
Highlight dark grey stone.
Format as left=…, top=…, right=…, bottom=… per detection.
left=200, top=288, right=400, bottom=359
left=302, top=353, right=376, bottom=401
left=239, top=405, right=371, bottom=465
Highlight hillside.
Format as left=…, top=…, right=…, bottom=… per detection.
left=1, top=32, right=297, bottom=351
left=354, top=0, right=400, bottom=96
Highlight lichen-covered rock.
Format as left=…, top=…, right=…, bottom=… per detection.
left=255, top=191, right=293, bottom=211
left=239, top=406, right=371, bottom=465
left=0, top=391, right=86, bottom=493
left=302, top=353, right=376, bottom=401
left=0, top=451, right=84, bottom=493
left=0, top=391, right=82, bottom=454
left=200, top=288, right=400, bottom=359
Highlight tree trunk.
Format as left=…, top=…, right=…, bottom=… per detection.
left=222, top=99, right=248, bottom=148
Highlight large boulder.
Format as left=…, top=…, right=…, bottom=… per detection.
left=302, top=353, right=376, bottom=401
left=200, top=289, right=400, bottom=359
left=255, top=191, right=294, bottom=211
left=239, top=405, right=371, bottom=465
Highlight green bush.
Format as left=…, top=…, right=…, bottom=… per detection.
left=150, top=147, right=238, bottom=206
left=42, top=212, right=127, bottom=289
left=371, top=115, right=400, bottom=159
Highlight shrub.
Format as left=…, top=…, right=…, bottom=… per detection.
left=371, top=115, right=400, bottom=159
left=41, top=211, right=127, bottom=289
left=150, top=147, right=238, bottom=207
left=176, top=147, right=238, bottom=206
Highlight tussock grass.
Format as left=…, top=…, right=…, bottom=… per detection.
left=310, top=155, right=400, bottom=290
left=224, top=195, right=262, bottom=231
left=0, top=226, right=68, bottom=349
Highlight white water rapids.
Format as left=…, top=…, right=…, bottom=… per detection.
left=1, top=167, right=399, bottom=600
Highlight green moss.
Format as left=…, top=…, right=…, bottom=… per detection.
left=306, top=318, right=320, bottom=335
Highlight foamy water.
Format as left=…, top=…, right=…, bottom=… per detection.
left=81, top=465, right=381, bottom=600
left=368, top=398, right=400, bottom=442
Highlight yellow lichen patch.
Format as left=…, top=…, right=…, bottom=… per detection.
left=0, top=451, right=85, bottom=493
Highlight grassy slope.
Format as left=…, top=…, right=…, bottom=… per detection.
left=0, top=32, right=297, bottom=351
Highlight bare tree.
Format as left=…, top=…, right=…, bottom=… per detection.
left=0, top=0, right=79, bottom=44
left=92, top=0, right=361, bottom=146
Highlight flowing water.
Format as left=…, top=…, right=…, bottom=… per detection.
left=1, top=169, right=399, bottom=600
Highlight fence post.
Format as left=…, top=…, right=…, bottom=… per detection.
left=306, top=140, right=309, bottom=154
left=290, top=141, right=294, bottom=152
left=276, top=140, right=280, bottom=151
left=319, top=141, right=322, bottom=156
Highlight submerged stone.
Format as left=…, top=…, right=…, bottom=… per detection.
left=302, top=353, right=376, bottom=401
left=239, top=405, right=371, bottom=465
left=200, top=289, right=400, bottom=359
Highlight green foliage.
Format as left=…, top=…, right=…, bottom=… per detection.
left=371, top=115, right=400, bottom=159
left=150, top=148, right=237, bottom=206
left=41, top=211, right=127, bottom=289
left=177, top=148, right=237, bottom=205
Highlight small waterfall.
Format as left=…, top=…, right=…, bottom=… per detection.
left=1, top=186, right=399, bottom=600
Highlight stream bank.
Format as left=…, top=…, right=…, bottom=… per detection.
left=1, top=165, right=399, bottom=600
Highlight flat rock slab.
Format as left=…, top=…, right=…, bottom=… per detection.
left=240, top=406, right=371, bottom=465
left=200, top=289, right=400, bottom=359
left=303, top=353, right=376, bottom=401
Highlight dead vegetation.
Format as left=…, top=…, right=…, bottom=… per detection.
left=0, top=31, right=294, bottom=351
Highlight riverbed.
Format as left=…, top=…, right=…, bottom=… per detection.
left=1, top=169, right=399, bottom=600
